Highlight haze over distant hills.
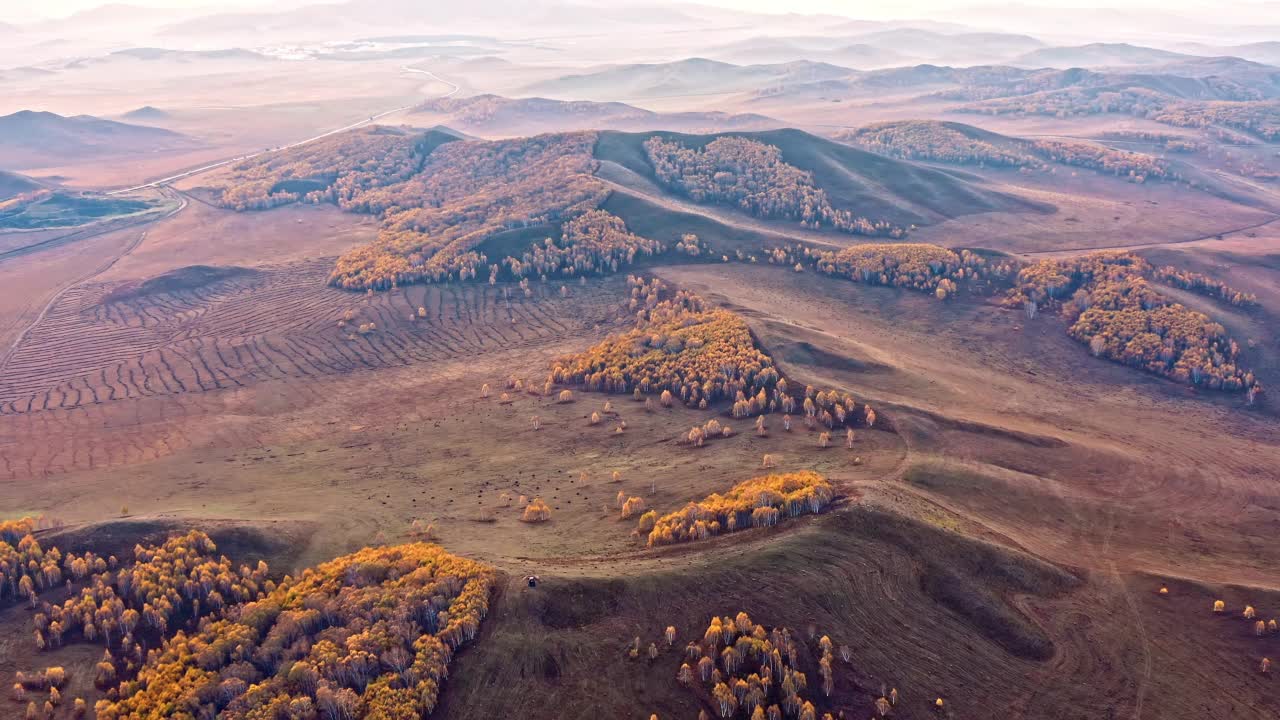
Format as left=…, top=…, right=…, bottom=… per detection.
left=516, top=54, right=1280, bottom=110
left=410, top=94, right=782, bottom=136
left=1174, top=41, right=1280, bottom=67
left=120, top=105, right=172, bottom=123
left=845, top=29, right=1047, bottom=64
left=150, top=0, right=712, bottom=41
left=705, top=37, right=917, bottom=69
left=1011, top=43, right=1196, bottom=68
left=0, top=110, right=197, bottom=168
left=933, top=3, right=1280, bottom=45
left=519, top=58, right=855, bottom=101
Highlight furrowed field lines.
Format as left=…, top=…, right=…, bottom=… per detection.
left=0, top=261, right=621, bottom=418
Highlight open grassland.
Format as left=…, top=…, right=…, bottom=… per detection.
left=0, top=252, right=1275, bottom=717
left=657, top=263, right=1279, bottom=586
left=0, top=102, right=1278, bottom=719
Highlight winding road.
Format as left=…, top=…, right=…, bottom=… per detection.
left=402, top=65, right=461, bottom=98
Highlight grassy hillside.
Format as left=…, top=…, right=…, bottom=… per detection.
left=435, top=506, right=1087, bottom=720
left=595, top=128, right=1045, bottom=228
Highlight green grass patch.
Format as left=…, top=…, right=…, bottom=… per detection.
left=0, top=192, right=156, bottom=229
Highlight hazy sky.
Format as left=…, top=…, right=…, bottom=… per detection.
left=3, top=0, right=1266, bottom=23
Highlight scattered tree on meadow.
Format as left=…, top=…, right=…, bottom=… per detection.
left=522, top=498, right=553, bottom=523
left=621, top=497, right=646, bottom=520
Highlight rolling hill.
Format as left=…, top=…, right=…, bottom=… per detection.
left=706, top=36, right=918, bottom=69
left=843, top=28, right=1046, bottom=64
left=1135, top=57, right=1280, bottom=94
left=593, top=127, right=1044, bottom=232
left=120, top=106, right=172, bottom=123
left=0, top=170, right=44, bottom=201
left=834, top=119, right=1250, bottom=198
left=1176, top=40, right=1280, bottom=66
left=0, top=110, right=199, bottom=168
left=835, top=119, right=1035, bottom=162
left=410, top=94, right=782, bottom=136
left=519, top=58, right=855, bottom=101
left=204, top=124, right=1047, bottom=293
left=1011, top=43, right=1196, bottom=68
left=735, top=64, right=1042, bottom=103
left=706, top=55, right=1280, bottom=111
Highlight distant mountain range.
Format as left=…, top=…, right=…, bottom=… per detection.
left=705, top=37, right=918, bottom=69
left=1011, top=43, right=1195, bottom=68
left=1174, top=41, right=1280, bottom=66
left=705, top=30, right=1049, bottom=69
left=411, top=94, right=782, bottom=136
left=518, top=52, right=1280, bottom=110
left=847, top=29, right=1046, bottom=63
left=519, top=58, right=855, bottom=101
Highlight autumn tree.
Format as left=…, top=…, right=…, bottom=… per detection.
left=646, top=472, right=833, bottom=547
left=522, top=498, right=553, bottom=523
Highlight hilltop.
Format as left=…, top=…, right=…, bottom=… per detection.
left=120, top=105, right=171, bottom=122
